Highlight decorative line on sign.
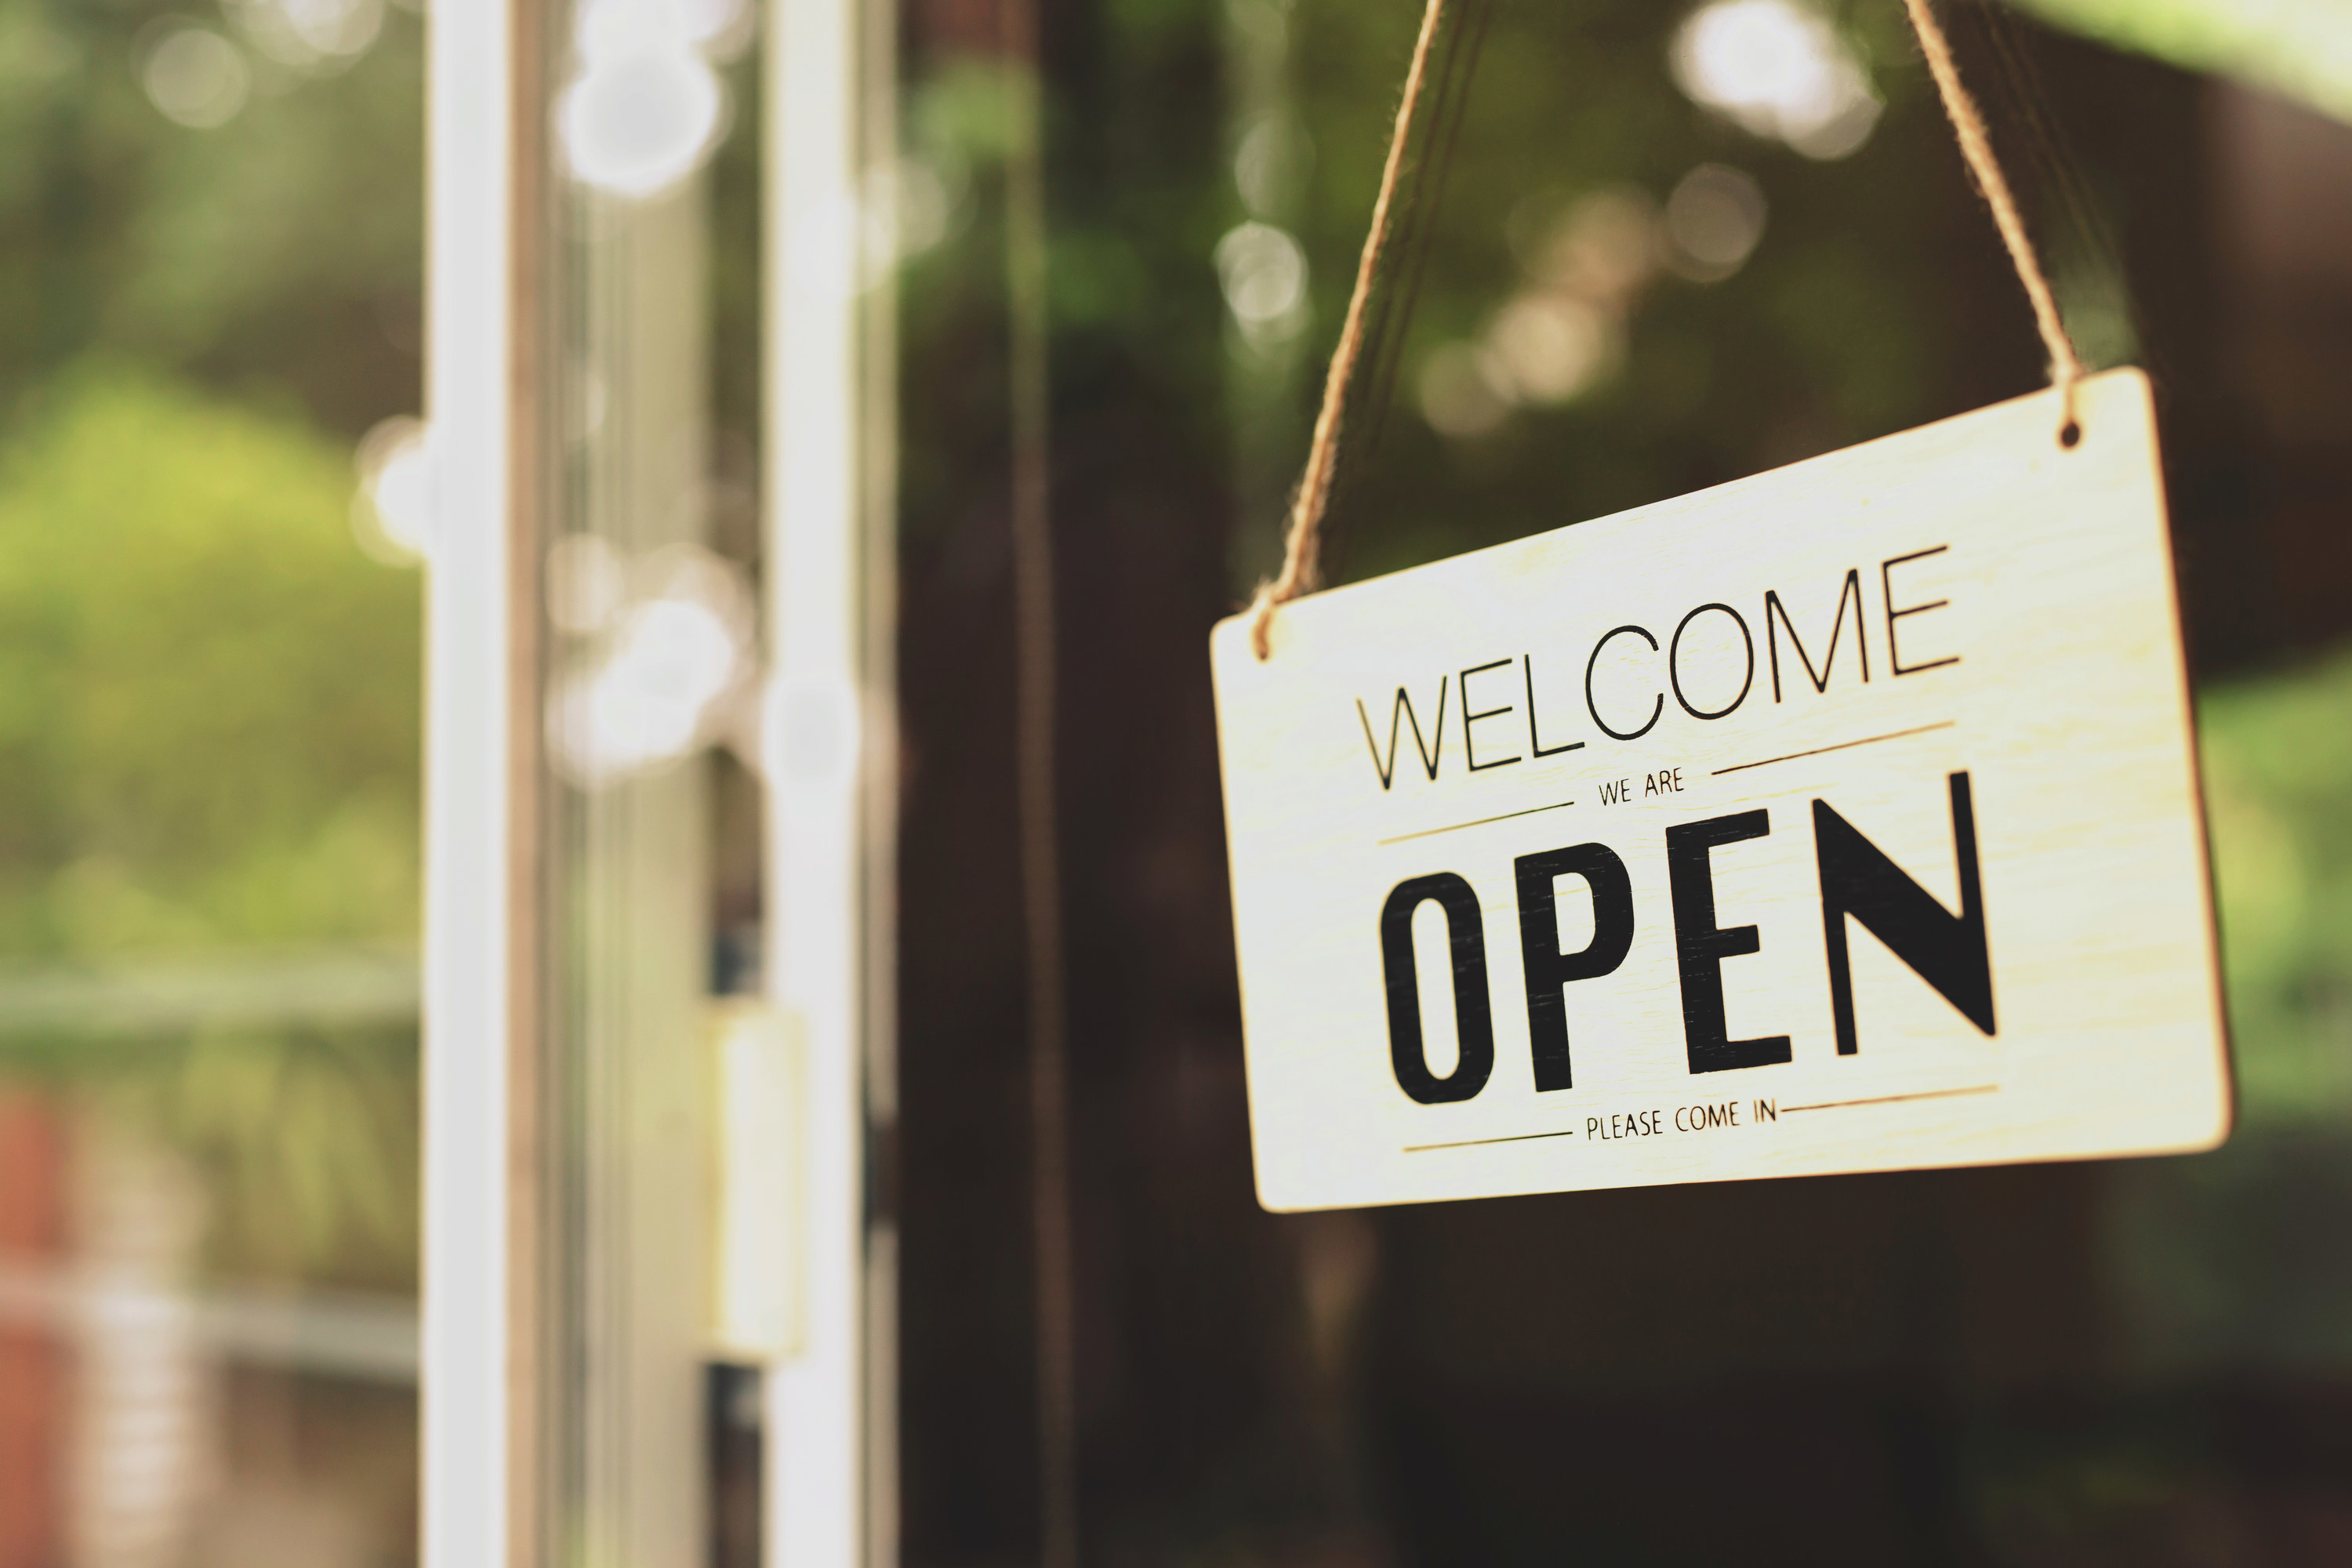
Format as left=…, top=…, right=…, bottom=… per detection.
left=1405, top=1127, right=1579, bottom=1153
left=1712, top=720, right=1955, bottom=777
left=1378, top=797, right=1575, bottom=846
left=1781, top=1084, right=1999, bottom=1113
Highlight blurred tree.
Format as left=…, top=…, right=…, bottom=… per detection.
left=2200, top=655, right=2352, bottom=1123
left=0, top=368, right=421, bottom=1287
left=0, top=369, right=418, bottom=957
left=0, top=0, right=423, bottom=438
left=0, top=0, right=426, bottom=1290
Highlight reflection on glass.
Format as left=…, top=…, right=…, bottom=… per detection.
left=888, top=0, right=2352, bottom=1560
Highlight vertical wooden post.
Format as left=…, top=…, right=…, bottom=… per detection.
left=423, top=0, right=548, bottom=1561
left=765, top=0, right=895, bottom=1558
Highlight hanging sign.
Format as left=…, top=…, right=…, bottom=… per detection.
left=1211, top=370, right=2231, bottom=1212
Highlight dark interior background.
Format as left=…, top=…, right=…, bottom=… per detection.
left=884, top=0, right=2352, bottom=1563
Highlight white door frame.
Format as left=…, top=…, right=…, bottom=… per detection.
left=764, top=0, right=894, bottom=1559
left=422, top=0, right=544, bottom=1564
left=423, top=2, right=887, bottom=1564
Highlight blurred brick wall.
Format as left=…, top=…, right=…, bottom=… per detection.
left=0, top=1091, right=64, bottom=1568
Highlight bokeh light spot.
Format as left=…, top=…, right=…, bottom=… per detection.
left=139, top=25, right=251, bottom=130
left=1665, top=163, right=1769, bottom=280
left=1671, top=0, right=1882, bottom=160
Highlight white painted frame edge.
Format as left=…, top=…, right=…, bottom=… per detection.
left=423, top=1, right=540, bottom=1563
left=766, top=0, right=884, bottom=1560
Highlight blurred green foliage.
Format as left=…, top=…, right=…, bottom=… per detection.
left=0, top=2, right=424, bottom=1289
left=0, top=0, right=422, bottom=437
left=2089, top=656, right=2352, bottom=1374
left=0, top=369, right=422, bottom=1288
left=2201, top=655, right=2352, bottom=1123
left=146, top=1018, right=419, bottom=1287
left=2009, top=0, right=2352, bottom=125
left=0, top=371, right=419, bottom=959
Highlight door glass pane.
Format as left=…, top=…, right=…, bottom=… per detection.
left=888, top=2, right=2352, bottom=1562
left=533, top=3, right=767, bottom=1563
left=0, top=5, right=424, bottom=1566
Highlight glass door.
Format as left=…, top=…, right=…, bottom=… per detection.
left=423, top=2, right=890, bottom=1565
left=413, top=2, right=2352, bottom=1566
left=878, top=2, right=2352, bottom=1565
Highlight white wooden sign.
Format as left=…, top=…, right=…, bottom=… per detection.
left=1211, top=370, right=2231, bottom=1212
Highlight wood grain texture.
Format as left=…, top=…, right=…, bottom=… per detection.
left=1211, top=370, right=2230, bottom=1212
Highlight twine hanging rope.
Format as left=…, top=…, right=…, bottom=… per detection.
left=1900, top=0, right=2085, bottom=434
left=1248, top=0, right=2087, bottom=662
left=1247, top=0, right=1453, bottom=660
